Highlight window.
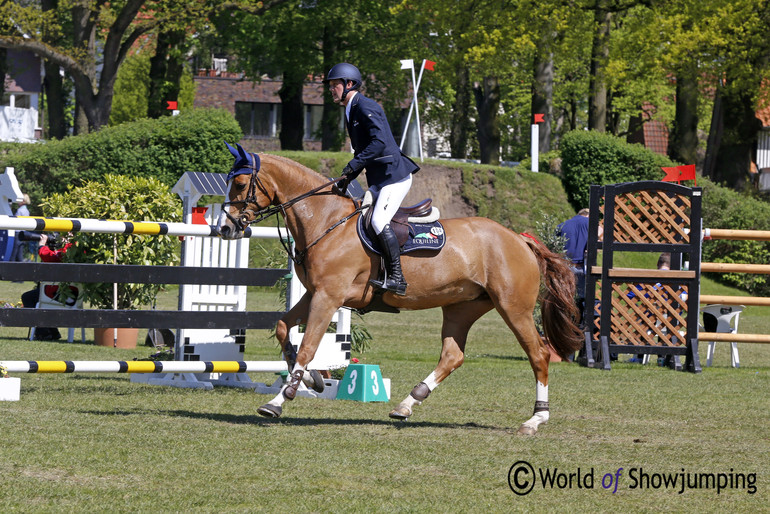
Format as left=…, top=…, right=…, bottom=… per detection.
left=235, top=102, right=281, bottom=137
left=304, top=104, right=323, bottom=140
left=1, top=93, right=31, bottom=108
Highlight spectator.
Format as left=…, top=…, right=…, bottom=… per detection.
left=557, top=209, right=590, bottom=320
left=21, top=233, right=75, bottom=341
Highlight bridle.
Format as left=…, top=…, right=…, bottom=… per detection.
left=222, top=153, right=363, bottom=266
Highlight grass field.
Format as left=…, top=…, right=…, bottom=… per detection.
left=1, top=277, right=769, bottom=512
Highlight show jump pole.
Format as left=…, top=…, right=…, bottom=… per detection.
left=399, top=59, right=435, bottom=162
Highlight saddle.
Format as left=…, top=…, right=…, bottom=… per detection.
left=357, top=191, right=446, bottom=255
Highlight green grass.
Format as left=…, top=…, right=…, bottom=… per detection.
left=2, top=279, right=769, bottom=511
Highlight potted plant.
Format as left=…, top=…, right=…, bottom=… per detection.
left=42, top=174, right=182, bottom=348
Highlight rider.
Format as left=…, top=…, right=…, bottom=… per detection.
left=325, top=62, right=420, bottom=296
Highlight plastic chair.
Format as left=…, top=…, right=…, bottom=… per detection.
left=29, top=282, right=86, bottom=343
left=700, top=304, right=744, bottom=368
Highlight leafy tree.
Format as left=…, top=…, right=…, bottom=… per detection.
left=216, top=0, right=420, bottom=152
left=110, top=52, right=196, bottom=126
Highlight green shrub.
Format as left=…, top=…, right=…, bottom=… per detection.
left=701, top=177, right=770, bottom=296
left=41, top=174, right=183, bottom=309
left=2, top=108, right=241, bottom=212
left=518, top=150, right=561, bottom=176
left=560, top=130, right=677, bottom=209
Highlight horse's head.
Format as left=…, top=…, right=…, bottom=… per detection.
left=217, top=142, right=273, bottom=239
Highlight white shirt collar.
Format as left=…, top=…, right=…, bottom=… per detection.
left=345, top=91, right=358, bottom=121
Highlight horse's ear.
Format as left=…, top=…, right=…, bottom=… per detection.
left=225, top=141, right=239, bottom=157
left=236, top=143, right=253, bottom=167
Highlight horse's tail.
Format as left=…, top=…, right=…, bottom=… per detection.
left=524, top=238, right=583, bottom=360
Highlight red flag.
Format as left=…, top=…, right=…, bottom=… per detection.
left=661, top=164, right=697, bottom=185
left=678, top=164, right=696, bottom=184
left=166, top=100, right=178, bottom=110
left=661, top=166, right=681, bottom=182
left=423, top=60, right=436, bottom=71
left=533, top=113, right=545, bottom=124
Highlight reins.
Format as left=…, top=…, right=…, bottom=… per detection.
left=223, top=159, right=362, bottom=267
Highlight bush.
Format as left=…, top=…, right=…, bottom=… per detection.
left=41, top=174, right=183, bottom=309
left=2, top=108, right=242, bottom=212
left=701, top=177, right=770, bottom=296
left=518, top=150, right=561, bottom=176
left=560, top=130, right=677, bottom=209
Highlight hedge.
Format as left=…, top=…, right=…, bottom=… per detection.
left=701, top=178, right=770, bottom=296
left=1, top=108, right=242, bottom=212
left=560, top=130, right=677, bottom=209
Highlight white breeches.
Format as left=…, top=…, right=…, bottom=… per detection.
left=370, top=174, right=412, bottom=235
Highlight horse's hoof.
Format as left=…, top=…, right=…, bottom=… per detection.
left=388, top=405, right=411, bottom=420
left=517, top=425, right=537, bottom=436
left=257, top=403, right=282, bottom=418
left=304, top=369, right=325, bottom=393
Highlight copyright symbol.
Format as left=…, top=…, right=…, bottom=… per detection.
left=508, top=460, right=536, bottom=496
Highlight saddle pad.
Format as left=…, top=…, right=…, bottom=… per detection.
left=357, top=215, right=446, bottom=255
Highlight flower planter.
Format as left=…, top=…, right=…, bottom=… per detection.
left=94, top=327, right=139, bottom=349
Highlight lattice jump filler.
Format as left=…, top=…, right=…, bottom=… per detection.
left=582, top=181, right=703, bottom=372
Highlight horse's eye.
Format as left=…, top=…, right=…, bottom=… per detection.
left=234, top=182, right=247, bottom=191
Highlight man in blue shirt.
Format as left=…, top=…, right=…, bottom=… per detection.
left=558, top=208, right=590, bottom=265
left=558, top=209, right=590, bottom=326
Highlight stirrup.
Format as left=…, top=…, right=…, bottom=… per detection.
left=369, top=275, right=407, bottom=296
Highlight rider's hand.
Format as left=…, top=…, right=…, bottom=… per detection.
left=333, top=176, right=351, bottom=196
left=334, top=165, right=355, bottom=196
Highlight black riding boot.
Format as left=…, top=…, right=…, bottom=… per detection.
left=370, top=224, right=408, bottom=296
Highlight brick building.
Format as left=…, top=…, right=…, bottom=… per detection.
left=192, top=69, right=332, bottom=152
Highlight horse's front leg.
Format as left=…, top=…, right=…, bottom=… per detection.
left=274, top=292, right=325, bottom=395
left=258, top=292, right=340, bottom=418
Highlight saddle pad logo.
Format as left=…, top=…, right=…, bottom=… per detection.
left=357, top=217, right=446, bottom=255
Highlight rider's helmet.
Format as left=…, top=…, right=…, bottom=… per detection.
left=325, top=63, right=362, bottom=102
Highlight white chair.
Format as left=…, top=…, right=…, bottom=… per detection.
left=700, top=304, right=744, bottom=368
left=29, top=282, right=86, bottom=343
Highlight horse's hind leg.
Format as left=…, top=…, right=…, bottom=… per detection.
left=389, top=298, right=493, bottom=420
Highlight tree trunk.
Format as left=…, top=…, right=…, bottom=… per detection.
left=473, top=76, right=501, bottom=165
left=0, top=48, right=6, bottom=98
left=148, top=30, right=185, bottom=118
left=711, top=82, right=762, bottom=189
left=532, top=50, right=553, bottom=152
left=43, top=61, right=66, bottom=139
left=703, top=81, right=723, bottom=181
left=588, top=9, right=611, bottom=132
left=279, top=71, right=305, bottom=151
left=147, top=32, right=170, bottom=119
left=668, top=71, right=700, bottom=165
left=450, top=66, right=471, bottom=159
left=40, top=0, right=66, bottom=139
left=320, top=26, right=343, bottom=151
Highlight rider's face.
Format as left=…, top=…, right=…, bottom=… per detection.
left=328, top=79, right=346, bottom=104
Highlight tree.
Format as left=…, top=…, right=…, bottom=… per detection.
left=699, top=0, right=770, bottom=188
left=0, top=0, right=154, bottom=133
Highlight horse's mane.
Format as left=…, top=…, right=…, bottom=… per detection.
left=260, top=154, right=330, bottom=188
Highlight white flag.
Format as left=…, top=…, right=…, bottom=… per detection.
left=400, top=59, right=414, bottom=70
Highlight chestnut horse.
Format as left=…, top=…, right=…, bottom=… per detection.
left=217, top=145, right=582, bottom=435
